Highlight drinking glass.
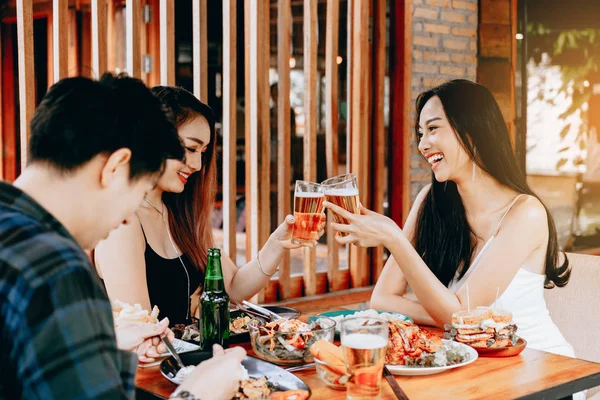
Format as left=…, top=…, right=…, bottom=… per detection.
left=292, top=180, right=325, bottom=245
left=321, top=174, right=360, bottom=237
left=340, top=317, right=388, bottom=400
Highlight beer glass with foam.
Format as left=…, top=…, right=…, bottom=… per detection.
left=340, top=317, right=388, bottom=400
left=322, top=173, right=360, bottom=237
left=292, top=180, right=325, bottom=245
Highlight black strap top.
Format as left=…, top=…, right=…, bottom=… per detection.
left=142, top=226, right=204, bottom=326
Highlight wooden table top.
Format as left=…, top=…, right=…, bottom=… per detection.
left=136, top=307, right=600, bottom=400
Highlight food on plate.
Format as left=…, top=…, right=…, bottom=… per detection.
left=249, top=317, right=335, bottom=365
left=444, top=306, right=518, bottom=348
left=173, top=364, right=308, bottom=400
left=112, top=300, right=159, bottom=325
left=172, top=323, right=200, bottom=342
left=329, top=309, right=408, bottom=327
left=230, top=314, right=252, bottom=334
left=384, top=320, right=470, bottom=368
left=386, top=320, right=443, bottom=365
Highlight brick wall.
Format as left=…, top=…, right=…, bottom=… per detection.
left=409, top=0, right=479, bottom=199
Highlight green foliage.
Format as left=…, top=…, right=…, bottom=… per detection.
left=527, top=23, right=600, bottom=170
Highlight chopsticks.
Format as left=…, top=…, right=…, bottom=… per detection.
left=383, top=365, right=410, bottom=400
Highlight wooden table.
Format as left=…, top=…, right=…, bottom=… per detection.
left=136, top=307, right=600, bottom=400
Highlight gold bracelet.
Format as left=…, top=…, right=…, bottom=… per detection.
left=256, top=250, right=279, bottom=277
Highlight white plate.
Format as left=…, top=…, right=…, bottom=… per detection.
left=385, top=340, right=478, bottom=376
left=159, top=339, right=200, bottom=357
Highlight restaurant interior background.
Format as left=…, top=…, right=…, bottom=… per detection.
left=0, top=0, right=598, bottom=303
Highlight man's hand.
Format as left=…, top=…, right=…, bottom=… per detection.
left=177, top=345, right=247, bottom=400
left=115, top=317, right=174, bottom=362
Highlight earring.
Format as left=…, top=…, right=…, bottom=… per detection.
left=472, top=148, right=477, bottom=182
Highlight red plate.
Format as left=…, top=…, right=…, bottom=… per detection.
left=473, top=337, right=527, bottom=357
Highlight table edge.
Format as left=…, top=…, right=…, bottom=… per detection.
left=516, top=371, right=600, bottom=400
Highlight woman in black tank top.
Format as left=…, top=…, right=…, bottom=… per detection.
left=95, top=87, right=318, bottom=327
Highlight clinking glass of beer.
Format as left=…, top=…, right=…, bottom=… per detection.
left=292, top=181, right=325, bottom=245
left=321, top=173, right=360, bottom=237
left=340, top=317, right=388, bottom=400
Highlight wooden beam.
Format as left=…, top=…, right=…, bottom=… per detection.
left=325, top=0, right=342, bottom=292
left=389, top=0, right=412, bottom=228
left=126, top=0, right=141, bottom=77
left=192, top=0, right=207, bottom=102
left=46, top=6, right=54, bottom=86
left=91, top=0, right=107, bottom=78
left=222, top=0, right=237, bottom=263
left=244, top=0, right=270, bottom=303
left=371, top=0, right=386, bottom=281
left=159, top=0, right=174, bottom=85
left=349, top=0, right=370, bottom=288
left=145, top=0, right=160, bottom=87
left=107, top=0, right=116, bottom=72
left=68, top=9, right=78, bottom=76
left=346, top=0, right=352, bottom=175
left=2, top=25, right=17, bottom=181
left=272, top=285, right=373, bottom=312
left=53, top=0, right=68, bottom=81
left=0, top=26, right=3, bottom=180
left=303, top=0, right=318, bottom=297
left=81, top=9, right=92, bottom=77
left=16, top=0, right=35, bottom=171
left=277, top=0, right=292, bottom=299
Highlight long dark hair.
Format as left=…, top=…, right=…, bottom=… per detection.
left=151, top=86, right=217, bottom=272
left=414, top=79, right=570, bottom=289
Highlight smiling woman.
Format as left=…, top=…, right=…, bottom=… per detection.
left=325, top=79, right=577, bottom=369
left=95, top=86, right=316, bottom=327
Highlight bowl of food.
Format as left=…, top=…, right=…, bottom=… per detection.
left=310, top=340, right=347, bottom=390
left=229, top=306, right=301, bottom=344
left=248, top=316, right=336, bottom=365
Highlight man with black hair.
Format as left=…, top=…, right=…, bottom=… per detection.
left=0, top=74, right=246, bottom=400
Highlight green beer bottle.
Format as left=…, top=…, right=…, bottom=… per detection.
left=200, top=248, right=230, bottom=349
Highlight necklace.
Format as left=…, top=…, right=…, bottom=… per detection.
left=143, top=196, right=191, bottom=320
left=143, top=197, right=163, bottom=215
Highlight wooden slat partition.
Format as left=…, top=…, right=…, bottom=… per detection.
left=303, top=0, right=318, bottom=297
left=222, top=0, right=237, bottom=263
left=346, top=0, right=352, bottom=175
left=325, top=0, right=343, bottom=292
left=0, top=27, right=3, bottom=179
left=16, top=0, right=35, bottom=171
left=389, top=0, right=412, bottom=228
left=159, top=0, right=174, bottom=86
left=276, top=0, right=292, bottom=299
left=68, top=9, right=78, bottom=76
left=2, top=26, right=17, bottom=181
left=371, top=0, right=386, bottom=280
left=92, top=0, right=108, bottom=79
left=53, top=0, right=68, bottom=82
left=349, top=0, right=370, bottom=288
left=244, top=0, right=271, bottom=303
left=192, top=0, right=207, bottom=102
left=126, top=0, right=141, bottom=78
left=107, top=0, right=116, bottom=72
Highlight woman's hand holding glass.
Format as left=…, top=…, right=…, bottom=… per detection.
left=323, top=202, right=402, bottom=248
left=269, top=214, right=326, bottom=250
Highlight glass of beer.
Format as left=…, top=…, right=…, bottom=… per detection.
left=292, top=180, right=325, bottom=245
left=322, top=173, right=360, bottom=237
left=340, top=317, right=388, bottom=400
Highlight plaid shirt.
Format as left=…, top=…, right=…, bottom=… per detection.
left=0, top=181, right=138, bottom=399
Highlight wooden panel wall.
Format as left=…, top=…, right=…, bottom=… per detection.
left=478, top=0, right=517, bottom=144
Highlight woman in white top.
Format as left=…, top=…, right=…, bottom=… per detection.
left=325, top=79, right=574, bottom=357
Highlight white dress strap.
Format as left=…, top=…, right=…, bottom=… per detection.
left=450, top=194, right=527, bottom=291
left=491, top=194, right=527, bottom=236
